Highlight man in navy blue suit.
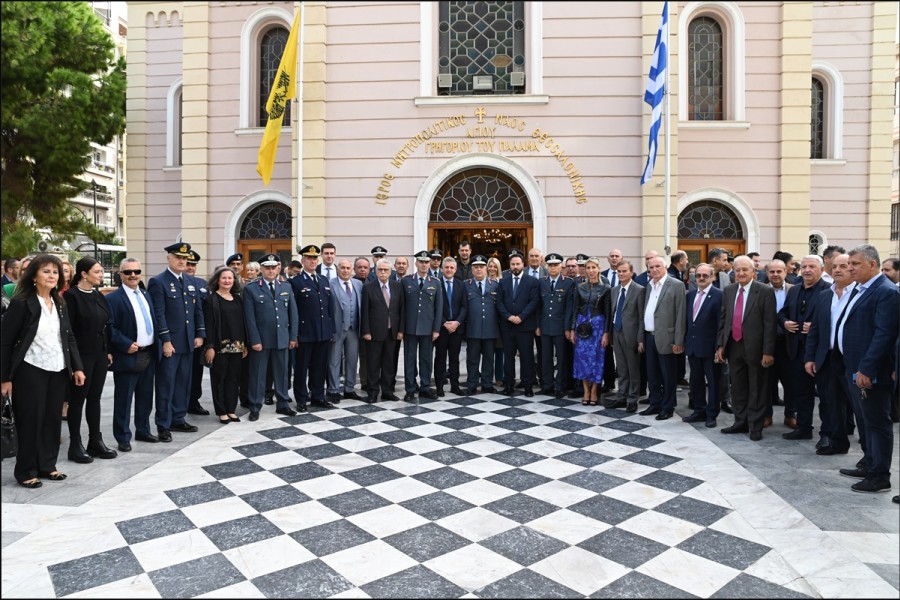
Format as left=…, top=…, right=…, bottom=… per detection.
left=107, top=258, right=158, bottom=451
left=834, top=245, right=899, bottom=494
left=185, top=250, right=210, bottom=417
left=497, top=249, right=540, bottom=396
left=147, top=242, right=206, bottom=442
left=682, top=263, right=723, bottom=428
left=434, top=257, right=467, bottom=396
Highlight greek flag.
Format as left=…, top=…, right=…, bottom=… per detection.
left=641, top=1, right=668, bottom=185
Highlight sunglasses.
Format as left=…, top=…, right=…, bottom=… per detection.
left=695, top=274, right=710, bottom=279
left=121, top=269, right=142, bottom=276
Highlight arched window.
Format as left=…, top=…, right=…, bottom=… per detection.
left=240, top=202, right=292, bottom=239
left=259, top=27, right=292, bottom=127
left=811, top=77, right=825, bottom=159
left=678, top=200, right=743, bottom=240
left=688, top=16, right=724, bottom=121
left=811, top=63, right=844, bottom=160
left=430, top=169, right=531, bottom=223
left=165, top=78, right=183, bottom=168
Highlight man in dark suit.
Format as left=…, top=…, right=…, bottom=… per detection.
left=315, top=242, right=338, bottom=282
left=184, top=250, right=210, bottom=417
left=326, top=259, right=363, bottom=402
left=454, top=240, right=473, bottom=282
left=537, top=253, right=575, bottom=398
left=497, top=249, right=540, bottom=396
left=682, top=263, right=723, bottom=427
left=147, top=242, right=206, bottom=442
left=716, top=256, right=777, bottom=441
left=401, top=250, right=443, bottom=400
left=244, top=254, right=299, bottom=420
left=463, top=255, right=500, bottom=394
left=291, top=244, right=335, bottom=410
left=1, top=257, right=19, bottom=287
left=600, top=249, right=624, bottom=394
left=107, top=259, right=158, bottom=451
left=605, top=260, right=645, bottom=412
left=434, top=257, right=467, bottom=396
left=638, top=256, right=685, bottom=421
left=361, top=259, right=404, bottom=402
left=765, top=258, right=792, bottom=426
left=834, top=245, right=899, bottom=493
left=779, top=255, right=831, bottom=443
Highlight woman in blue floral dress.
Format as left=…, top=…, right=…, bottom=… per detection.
left=572, top=257, right=611, bottom=405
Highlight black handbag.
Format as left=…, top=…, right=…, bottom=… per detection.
left=576, top=322, right=593, bottom=339
left=1, top=393, right=17, bottom=460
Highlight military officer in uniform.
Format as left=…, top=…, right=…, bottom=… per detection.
left=367, top=246, right=396, bottom=282
left=291, top=244, right=336, bottom=409
left=537, top=253, right=576, bottom=398
left=401, top=250, right=443, bottom=400
left=244, top=254, right=298, bottom=420
left=464, top=255, right=500, bottom=394
left=428, top=248, right=443, bottom=279
left=184, top=250, right=211, bottom=416
left=148, top=242, right=206, bottom=442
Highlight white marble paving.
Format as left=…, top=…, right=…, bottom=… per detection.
left=824, top=531, right=900, bottom=565
left=130, top=529, right=220, bottom=572
left=222, top=534, right=315, bottom=580
left=1, top=503, right=74, bottom=534
left=523, top=479, right=598, bottom=507
left=181, top=496, right=257, bottom=528
left=425, top=542, right=522, bottom=592
left=638, top=547, right=741, bottom=597
left=526, top=508, right=612, bottom=545
left=530, top=546, right=631, bottom=595
left=322, top=539, right=419, bottom=587
left=617, top=510, right=705, bottom=547
left=345, top=503, right=429, bottom=538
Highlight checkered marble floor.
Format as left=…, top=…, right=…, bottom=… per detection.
left=3, top=392, right=897, bottom=598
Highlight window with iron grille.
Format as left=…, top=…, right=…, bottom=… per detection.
left=811, top=77, right=824, bottom=159
left=808, top=233, right=823, bottom=256
left=259, top=27, right=292, bottom=127
left=688, top=16, right=724, bottom=121
left=431, top=168, right=531, bottom=222
left=677, top=200, right=743, bottom=239
left=891, top=203, right=899, bottom=242
left=437, top=1, right=526, bottom=96
left=240, top=202, right=292, bottom=239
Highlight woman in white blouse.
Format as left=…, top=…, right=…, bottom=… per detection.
left=1, top=255, right=85, bottom=488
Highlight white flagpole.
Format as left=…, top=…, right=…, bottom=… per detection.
left=663, top=1, right=671, bottom=256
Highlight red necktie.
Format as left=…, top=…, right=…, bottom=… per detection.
left=732, top=287, right=744, bottom=341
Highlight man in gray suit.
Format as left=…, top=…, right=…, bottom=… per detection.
left=605, top=260, right=645, bottom=412
left=638, top=256, right=685, bottom=421
left=244, top=254, right=299, bottom=421
left=717, top=255, right=777, bottom=441
left=401, top=250, right=443, bottom=401
left=327, top=259, right=363, bottom=403
left=463, top=255, right=500, bottom=394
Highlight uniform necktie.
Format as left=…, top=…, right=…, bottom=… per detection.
left=344, top=281, right=351, bottom=297
left=614, top=287, right=625, bottom=332
left=135, top=290, right=153, bottom=335
left=550, top=279, right=556, bottom=294
left=732, top=287, right=745, bottom=341
left=478, top=281, right=483, bottom=295
left=833, top=286, right=859, bottom=351
left=269, top=281, right=276, bottom=298
left=419, top=277, right=424, bottom=289
left=445, top=280, right=453, bottom=320
left=693, top=290, right=704, bottom=320
left=513, top=276, right=519, bottom=298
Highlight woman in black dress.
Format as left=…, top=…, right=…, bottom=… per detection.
left=203, top=266, right=247, bottom=423
left=64, top=257, right=117, bottom=462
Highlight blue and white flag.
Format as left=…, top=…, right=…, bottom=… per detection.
left=641, top=1, right=668, bottom=185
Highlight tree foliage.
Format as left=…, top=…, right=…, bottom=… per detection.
left=1, top=1, right=127, bottom=258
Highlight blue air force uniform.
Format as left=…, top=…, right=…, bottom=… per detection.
left=291, top=245, right=336, bottom=408
left=401, top=251, right=443, bottom=397
left=463, top=256, right=500, bottom=392
left=538, top=254, right=576, bottom=395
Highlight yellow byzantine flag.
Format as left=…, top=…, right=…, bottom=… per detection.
left=257, top=10, right=300, bottom=186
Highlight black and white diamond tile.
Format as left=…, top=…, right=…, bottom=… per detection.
left=8, top=391, right=877, bottom=598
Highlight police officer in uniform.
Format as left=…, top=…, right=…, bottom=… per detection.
left=428, top=248, right=443, bottom=279
left=463, top=255, right=500, bottom=394
left=185, top=250, right=211, bottom=416
left=244, top=254, right=298, bottom=420
left=401, top=250, right=443, bottom=400
left=148, top=242, right=206, bottom=442
left=538, top=253, right=576, bottom=398
left=366, top=246, right=396, bottom=282
left=291, top=244, right=336, bottom=409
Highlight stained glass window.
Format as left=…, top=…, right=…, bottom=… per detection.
left=437, top=1, right=526, bottom=96
left=688, top=17, right=724, bottom=121
left=678, top=201, right=743, bottom=239
left=240, top=202, right=292, bottom=239
left=431, top=168, right=531, bottom=222
left=811, top=77, right=824, bottom=159
left=808, top=234, right=823, bottom=256
left=259, top=27, right=292, bottom=127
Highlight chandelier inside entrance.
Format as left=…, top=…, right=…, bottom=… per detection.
left=473, top=228, right=513, bottom=245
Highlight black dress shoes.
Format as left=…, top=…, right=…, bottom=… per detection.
left=655, top=411, right=673, bottom=421
left=419, top=389, right=438, bottom=400
left=450, top=387, right=464, bottom=396
left=626, top=403, right=638, bottom=413
left=482, top=388, right=496, bottom=394
left=555, top=391, right=565, bottom=399
left=188, top=406, right=210, bottom=416
left=524, top=389, right=534, bottom=398
left=326, top=393, right=343, bottom=403
left=721, top=425, right=749, bottom=434
left=276, top=406, right=298, bottom=417
left=720, top=402, right=734, bottom=414
left=365, top=394, right=379, bottom=404
left=682, top=412, right=706, bottom=423
left=158, top=429, right=172, bottom=442
left=436, top=389, right=445, bottom=397
left=851, top=476, right=891, bottom=494
left=118, top=442, right=132, bottom=452
left=248, top=411, right=259, bottom=422
left=815, top=436, right=832, bottom=449
left=749, top=431, right=762, bottom=441
left=403, top=393, right=416, bottom=401
left=170, top=422, right=199, bottom=433
left=343, top=391, right=363, bottom=400
left=638, top=406, right=660, bottom=416
left=382, top=393, right=400, bottom=401
left=135, top=433, right=159, bottom=443
left=782, top=430, right=812, bottom=440
left=467, top=388, right=479, bottom=396
left=297, top=404, right=308, bottom=412
left=705, top=419, right=717, bottom=428
left=312, top=399, right=336, bottom=408
left=839, top=467, right=868, bottom=479
left=264, top=397, right=275, bottom=405
left=503, top=387, right=516, bottom=396
left=816, top=445, right=849, bottom=456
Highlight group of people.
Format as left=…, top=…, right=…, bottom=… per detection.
left=1, top=240, right=897, bottom=501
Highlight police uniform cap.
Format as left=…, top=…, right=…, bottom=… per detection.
left=165, top=242, right=193, bottom=258
left=545, top=253, right=564, bottom=264
left=186, top=250, right=201, bottom=264
left=429, top=248, right=443, bottom=259
left=371, top=246, right=388, bottom=256
left=226, top=253, right=243, bottom=265
left=414, top=250, right=431, bottom=262
left=260, top=253, right=281, bottom=266
left=470, top=254, right=488, bottom=266
left=299, top=244, right=321, bottom=257
left=508, top=248, right=524, bottom=259
left=576, top=253, right=590, bottom=265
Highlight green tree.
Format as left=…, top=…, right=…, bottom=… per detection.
left=1, top=1, right=126, bottom=259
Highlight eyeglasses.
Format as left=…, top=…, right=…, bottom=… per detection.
left=121, top=269, right=142, bottom=276
left=695, top=274, right=710, bottom=279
